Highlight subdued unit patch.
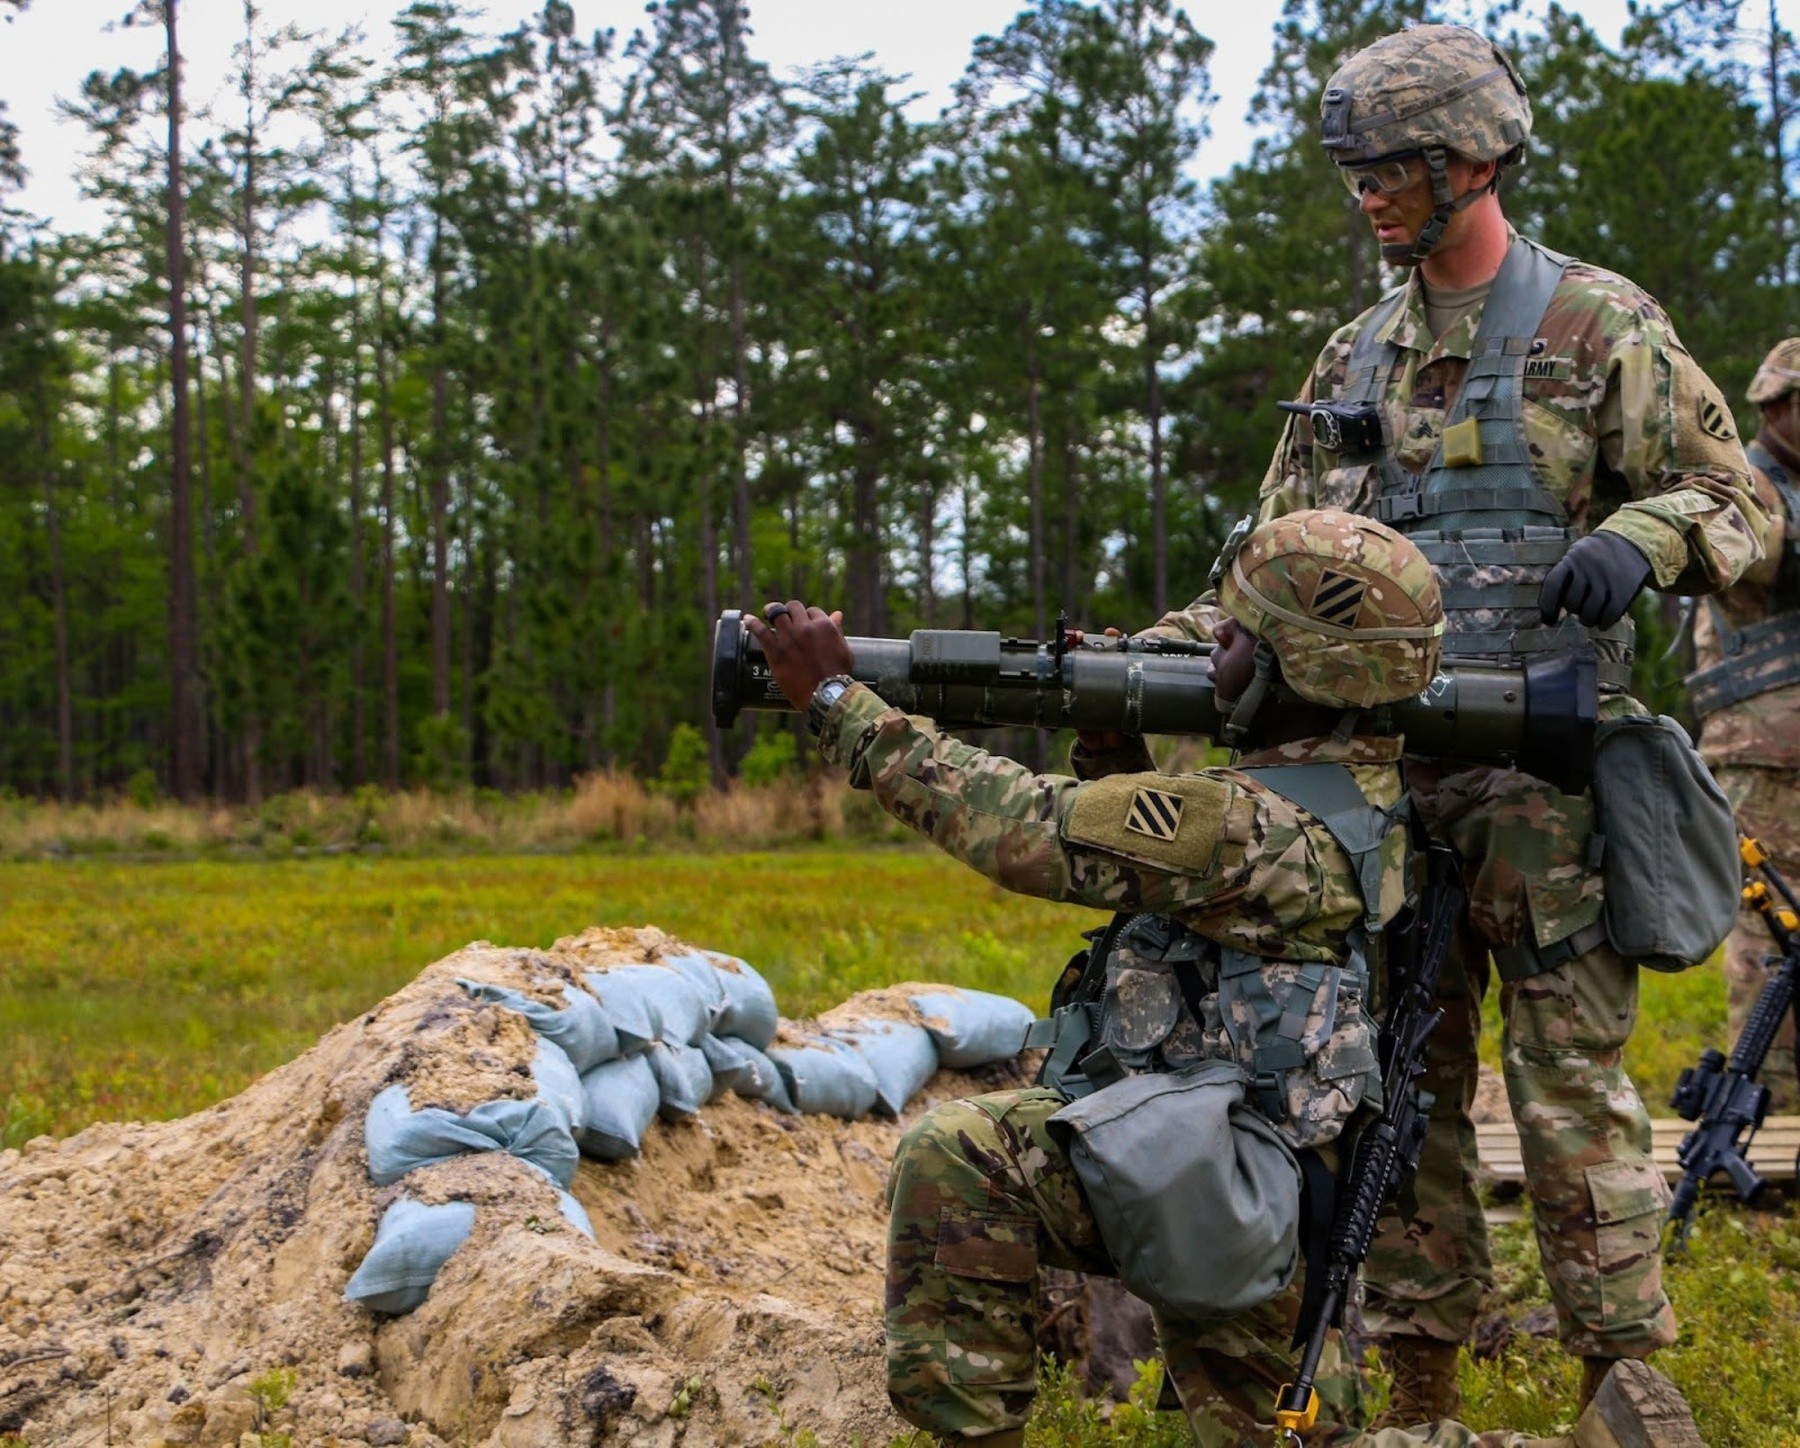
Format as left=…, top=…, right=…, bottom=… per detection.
left=1125, top=787, right=1184, bottom=842
left=1064, top=773, right=1233, bottom=874
left=1699, top=395, right=1735, bottom=442
left=1310, top=569, right=1367, bottom=627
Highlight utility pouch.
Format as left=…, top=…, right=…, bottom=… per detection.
left=1589, top=714, right=1740, bottom=972
left=1048, top=1059, right=1301, bottom=1319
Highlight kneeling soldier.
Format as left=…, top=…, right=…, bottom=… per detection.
left=748, top=510, right=1699, bottom=1448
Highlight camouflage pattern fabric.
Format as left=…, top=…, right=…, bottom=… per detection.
left=1346, top=757, right=1675, bottom=1359
left=1217, top=509, right=1443, bottom=710
left=1320, top=25, right=1530, bottom=165
left=1136, top=235, right=1762, bottom=1362
left=1713, top=765, right=1800, bottom=1115
left=1746, top=337, right=1800, bottom=405
left=818, top=687, right=1406, bottom=970
left=1254, top=257, right=1764, bottom=597
left=1692, top=429, right=1800, bottom=771
left=885, top=1087, right=1606, bottom=1447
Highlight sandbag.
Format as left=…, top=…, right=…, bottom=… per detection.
left=908, top=988, right=1035, bottom=1068
left=663, top=950, right=780, bottom=1049
left=700, top=1034, right=797, bottom=1114
left=344, top=1199, right=476, bottom=1315
left=582, top=964, right=711, bottom=1049
left=768, top=1036, right=880, bottom=1119
left=363, top=1039, right=583, bottom=1188
left=831, top=1019, right=938, bottom=1116
left=646, top=1039, right=714, bottom=1121
left=576, top=1053, right=662, bottom=1160
left=344, top=1183, right=596, bottom=1317
left=456, top=977, right=619, bottom=1071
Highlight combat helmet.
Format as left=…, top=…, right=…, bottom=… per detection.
left=1214, top=509, right=1444, bottom=727
left=1747, top=338, right=1800, bottom=406
left=1320, top=24, right=1531, bottom=265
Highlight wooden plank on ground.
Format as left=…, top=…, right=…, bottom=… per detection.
left=1475, top=1115, right=1800, bottom=1187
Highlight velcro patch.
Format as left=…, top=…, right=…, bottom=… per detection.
left=1126, top=787, right=1184, bottom=841
left=1310, top=569, right=1366, bottom=627
left=1065, top=773, right=1235, bottom=875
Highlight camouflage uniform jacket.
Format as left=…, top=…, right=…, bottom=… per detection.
left=1691, top=426, right=1800, bottom=770
left=818, top=683, right=1407, bottom=1148
left=1255, top=238, right=1764, bottom=595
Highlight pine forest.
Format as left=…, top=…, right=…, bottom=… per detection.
left=0, top=0, right=1795, bottom=801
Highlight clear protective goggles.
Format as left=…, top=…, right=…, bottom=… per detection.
left=1337, top=154, right=1422, bottom=198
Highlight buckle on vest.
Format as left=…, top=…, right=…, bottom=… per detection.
left=1253, top=1071, right=1289, bottom=1123
left=1377, top=492, right=1426, bottom=523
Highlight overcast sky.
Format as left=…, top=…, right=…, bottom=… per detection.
left=2, top=0, right=1640, bottom=233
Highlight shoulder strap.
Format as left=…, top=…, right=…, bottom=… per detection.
left=1236, top=761, right=1409, bottom=936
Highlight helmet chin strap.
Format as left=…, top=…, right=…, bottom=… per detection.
left=1384, top=145, right=1491, bottom=267
left=1221, top=640, right=1280, bottom=748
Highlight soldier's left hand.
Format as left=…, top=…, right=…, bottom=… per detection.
left=1537, top=532, right=1653, bottom=629
left=746, top=600, right=853, bottom=711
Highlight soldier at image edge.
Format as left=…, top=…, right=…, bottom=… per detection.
left=745, top=510, right=1704, bottom=1448
left=1687, top=336, right=1800, bottom=1115
left=1138, top=21, right=1768, bottom=1430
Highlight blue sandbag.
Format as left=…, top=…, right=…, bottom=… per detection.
left=363, top=1041, right=583, bottom=1189
left=832, top=1019, right=939, bottom=1116
left=908, top=988, right=1036, bottom=1069
left=344, top=1198, right=476, bottom=1315
left=556, top=1187, right=595, bottom=1239
left=529, top=1038, right=587, bottom=1135
left=646, top=1039, right=713, bottom=1121
left=456, top=977, right=619, bottom=1072
left=700, top=1034, right=797, bottom=1114
left=768, top=1036, right=880, bottom=1119
left=663, top=951, right=780, bottom=1050
left=576, top=1053, right=662, bottom=1160
left=662, top=953, right=729, bottom=1034
left=582, top=964, right=711, bottom=1049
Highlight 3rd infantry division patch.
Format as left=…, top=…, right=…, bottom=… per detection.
left=1126, top=786, right=1184, bottom=842
left=1699, top=395, right=1735, bottom=441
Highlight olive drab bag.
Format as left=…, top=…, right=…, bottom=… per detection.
left=1048, top=1059, right=1302, bottom=1320
left=1588, top=714, right=1739, bottom=972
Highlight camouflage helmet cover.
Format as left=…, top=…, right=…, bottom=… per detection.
left=1218, top=509, right=1445, bottom=710
left=1320, top=24, right=1532, bottom=165
left=1747, top=338, right=1800, bottom=406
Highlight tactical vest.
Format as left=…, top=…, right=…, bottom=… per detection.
left=1686, top=438, right=1800, bottom=718
left=1029, top=762, right=1409, bottom=1131
left=1334, top=236, right=1635, bottom=692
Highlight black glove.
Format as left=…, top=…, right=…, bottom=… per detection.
left=1536, top=531, right=1653, bottom=628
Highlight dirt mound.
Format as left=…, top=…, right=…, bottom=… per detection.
left=0, top=933, right=1034, bottom=1447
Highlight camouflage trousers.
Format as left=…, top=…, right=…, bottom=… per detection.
left=1713, top=765, right=1800, bottom=1114
left=886, top=1087, right=1595, bottom=1446
left=1358, top=762, right=1675, bottom=1360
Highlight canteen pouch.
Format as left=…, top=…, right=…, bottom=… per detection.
left=1589, top=714, right=1740, bottom=972
left=1048, top=1059, right=1301, bottom=1319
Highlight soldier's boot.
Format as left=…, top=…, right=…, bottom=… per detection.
left=1570, top=1359, right=1701, bottom=1447
left=1368, top=1337, right=1463, bottom=1428
left=1576, top=1357, right=1616, bottom=1412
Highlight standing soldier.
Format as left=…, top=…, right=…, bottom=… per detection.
left=747, top=512, right=1702, bottom=1448
left=1140, top=22, right=1765, bottom=1428
left=1687, top=338, right=1800, bottom=1114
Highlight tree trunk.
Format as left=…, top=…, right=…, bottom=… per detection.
left=165, top=0, right=202, bottom=802
left=376, top=275, right=401, bottom=789
left=1144, top=275, right=1168, bottom=618
left=37, top=395, right=73, bottom=801
left=347, top=254, right=367, bottom=784
left=429, top=218, right=452, bottom=721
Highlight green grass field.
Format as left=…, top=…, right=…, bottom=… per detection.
left=2, top=846, right=1795, bottom=1445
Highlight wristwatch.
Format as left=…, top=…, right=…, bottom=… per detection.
left=807, top=674, right=857, bottom=737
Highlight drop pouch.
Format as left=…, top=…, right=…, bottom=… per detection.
left=1048, top=1059, right=1300, bottom=1320
left=1589, top=714, right=1740, bottom=972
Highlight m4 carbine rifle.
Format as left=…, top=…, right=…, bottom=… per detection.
left=710, top=611, right=1601, bottom=794
left=1273, top=838, right=1465, bottom=1443
left=1667, top=836, right=1800, bottom=1241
